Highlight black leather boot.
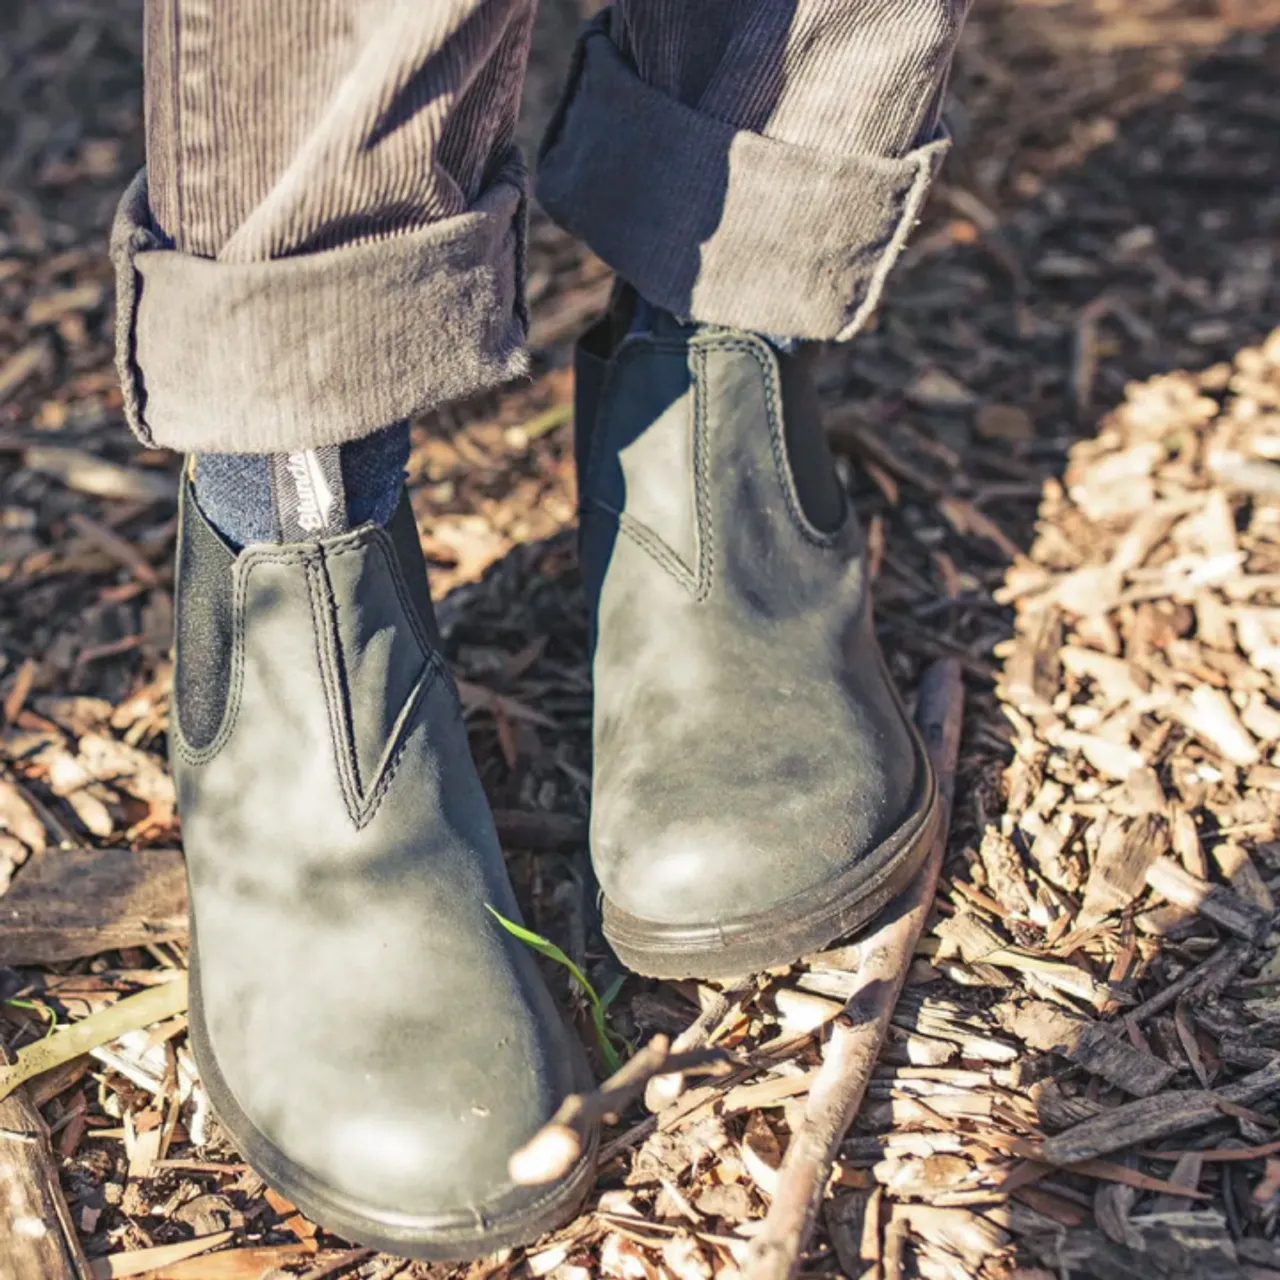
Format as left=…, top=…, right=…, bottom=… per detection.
left=170, top=481, right=595, bottom=1258
left=576, top=310, right=939, bottom=980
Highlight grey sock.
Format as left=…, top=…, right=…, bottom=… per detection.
left=193, top=420, right=410, bottom=547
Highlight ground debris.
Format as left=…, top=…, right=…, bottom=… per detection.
left=3, top=3, right=1280, bottom=1279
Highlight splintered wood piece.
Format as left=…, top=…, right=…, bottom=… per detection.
left=1059, top=646, right=1149, bottom=705
left=742, top=660, right=965, bottom=1280
left=1000, top=1001, right=1176, bottom=1097
left=1079, top=814, right=1169, bottom=926
left=1175, top=686, right=1261, bottom=766
left=1145, top=857, right=1273, bottom=943
left=1001, top=606, right=1063, bottom=713
left=0, top=773, right=48, bottom=852
left=1001, top=1154, right=1212, bottom=1205
left=139, top=1244, right=322, bottom=1277
left=0, top=846, right=188, bottom=965
left=773, top=989, right=846, bottom=1036
left=890, top=1203, right=1010, bottom=1266
left=824, top=1190, right=878, bottom=1279
left=1038, top=1058, right=1280, bottom=1165
left=1169, top=806, right=1209, bottom=879
left=0, top=1038, right=91, bottom=1280
left=87, top=1235, right=227, bottom=1278
left=1214, top=843, right=1275, bottom=912
left=23, top=445, right=175, bottom=504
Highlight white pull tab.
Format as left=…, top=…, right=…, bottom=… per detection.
left=271, top=447, right=346, bottom=540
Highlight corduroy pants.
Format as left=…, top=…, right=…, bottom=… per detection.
left=112, top=1, right=970, bottom=453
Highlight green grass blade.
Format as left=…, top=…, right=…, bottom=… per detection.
left=486, top=905, right=624, bottom=1074
left=4, top=997, right=58, bottom=1039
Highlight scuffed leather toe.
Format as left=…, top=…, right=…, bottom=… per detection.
left=591, top=625, right=912, bottom=928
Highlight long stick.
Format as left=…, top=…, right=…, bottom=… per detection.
left=744, top=659, right=965, bottom=1280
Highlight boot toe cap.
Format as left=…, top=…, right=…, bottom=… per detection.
left=592, top=747, right=910, bottom=929
left=195, top=1004, right=593, bottom=1251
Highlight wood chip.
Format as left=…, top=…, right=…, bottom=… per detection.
left=23, top=446, right=175, bottom=503
left=0, top=339, right=51, bottom=403
left=1145, top=857, right=1273, bottom=943
left=999, top=1000, right=1176, bottom=1096
left=1079, top=813, right=1168, bottom=925
left=1175, top=686, right=1261, bottom=766
left=0, top=845, right=188, bottom=965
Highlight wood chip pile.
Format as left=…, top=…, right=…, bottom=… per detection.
left=3, top=2, right=1280, bottom=1279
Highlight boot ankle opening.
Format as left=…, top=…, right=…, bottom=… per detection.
left=777, top=345, right=846, bottom=534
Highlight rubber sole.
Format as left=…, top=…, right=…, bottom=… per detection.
left=601, top=729, right=941, bottom=981
left=187, top=952, right=596, bottom=1262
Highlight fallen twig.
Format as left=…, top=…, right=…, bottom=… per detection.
left=644, top=979, right=752, bottom=1113
left=1125, top=941, right=1247, bottom=1024
left=508, top=1035, right=730, bottom=1186
left=0, top=975, right=188, bottom=1104
left=743, top=658, right=966, bottom=1280
left=1033, top=1058, right=1280, bottom=1165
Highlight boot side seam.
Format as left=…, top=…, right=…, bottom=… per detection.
left=689, top=344, right=715, bottom=603
left=614, top=513, right=699, bottom=594
left=305, top=549, right=437, bottom=831
left=583, top=334, right=713, bottom=601
left=314, top=538, right=450, bottom=828
left=325, top=536, right=461, bottom=723
left=306, top=556, right=365, bottom=830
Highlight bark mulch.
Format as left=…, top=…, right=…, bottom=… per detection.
left=2, top=2, right=1280, bottom=1278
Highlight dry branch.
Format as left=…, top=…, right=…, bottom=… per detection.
left=743, top=658, right=965, bottom=1280
left=508, top=1035, right=730, bottom=1185
left=1036, top=1058, right=1280, bottom=1165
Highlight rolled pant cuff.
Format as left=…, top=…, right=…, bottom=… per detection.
left=536, top=14, right=950, bottom=342
left=111, top=152, right=530, bottom=453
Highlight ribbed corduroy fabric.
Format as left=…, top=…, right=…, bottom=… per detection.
left=611, top=1, right=960, bottom=158
left=537, top=3, right=966, bottom=340
left=114, top=0, right=970, bottom=454
left=142, top=0, right=535, bottom=260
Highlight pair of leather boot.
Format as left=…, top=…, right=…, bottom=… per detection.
left=171, top=312, right=938, bottom=1257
